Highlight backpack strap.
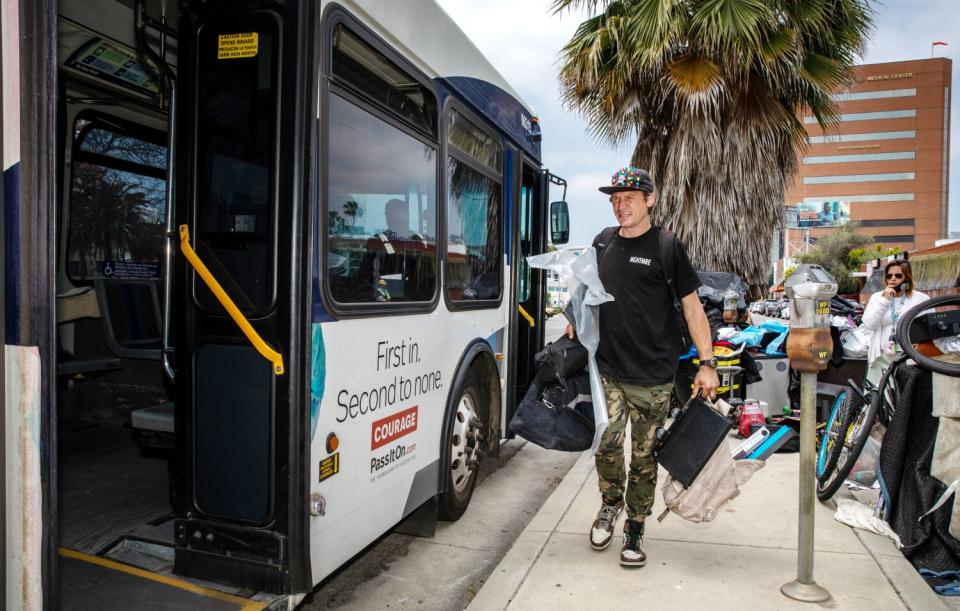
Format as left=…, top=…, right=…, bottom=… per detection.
left=592, top=226, right=619, bottom=263
left=658, top=229, right=691, bottom=348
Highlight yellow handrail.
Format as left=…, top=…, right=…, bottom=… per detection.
left=179, top=225, right=285, bottom=376
left=518, top=305, right=535, bottom=328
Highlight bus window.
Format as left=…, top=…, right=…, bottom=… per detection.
left=518, top=182, right=534, bottom=303
left=66, top=115, right=167, bottom=283
left=445, top=108, right=502, bottom=303
left=194, top=14, right=279, bottom=314
left=325, top=20, right=441, bottom=307
left=326, top=95, right=438, bottom=304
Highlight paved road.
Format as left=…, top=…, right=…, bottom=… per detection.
left=301, top=315, right=578, bottom=610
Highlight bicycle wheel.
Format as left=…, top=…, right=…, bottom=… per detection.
left=816, top=389, right=852, bottom=482
left=876, top=358, right=904, bottom=426
left=817, top=387, right=878, bottom=501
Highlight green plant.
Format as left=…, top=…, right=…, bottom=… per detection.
left=848, top=244, right=902, bottom=269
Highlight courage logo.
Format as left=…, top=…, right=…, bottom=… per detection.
left=371, top=406, right=419, bottom=450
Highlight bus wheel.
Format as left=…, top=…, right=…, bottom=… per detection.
left=438, top=368, right=484, bottom=521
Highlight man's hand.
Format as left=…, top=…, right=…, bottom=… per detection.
left=691, top=366, right=720, bottom=401
left=565, top=324, right=575, bottom=339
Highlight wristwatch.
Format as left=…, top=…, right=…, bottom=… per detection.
left=699, top=358, right=718, bottom=369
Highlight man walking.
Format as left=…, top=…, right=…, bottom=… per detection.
left=567, top=166, right=719, bottom=567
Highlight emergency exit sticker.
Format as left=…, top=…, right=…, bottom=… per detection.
left=218, top=32, right=259, bottom=60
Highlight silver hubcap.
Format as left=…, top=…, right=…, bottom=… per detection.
left=450, top=393, right=482, bottom=493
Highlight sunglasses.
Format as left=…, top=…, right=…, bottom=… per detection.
left=886, top=273, right=904, bottom=279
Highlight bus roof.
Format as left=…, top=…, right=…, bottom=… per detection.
left=341, top=0, right=542, bottom=160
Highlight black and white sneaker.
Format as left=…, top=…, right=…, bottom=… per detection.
left=590, top=499, right=624, bottom=550
left=620, top=519, right=646, bottom=567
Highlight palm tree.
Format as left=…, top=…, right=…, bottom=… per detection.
left=554, top=0, right=873, bottom=290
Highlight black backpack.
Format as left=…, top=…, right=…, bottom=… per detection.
left=593, top=226, right=690, bottom=349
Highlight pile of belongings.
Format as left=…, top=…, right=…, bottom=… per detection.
left=693, top=271, right=751, bottom=341
left=509, top=337, right=595, bottom=451
left=724, top=320, right=790, bottom=356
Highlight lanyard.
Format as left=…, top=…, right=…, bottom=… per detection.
left=891, top=295, right=905, bottom=325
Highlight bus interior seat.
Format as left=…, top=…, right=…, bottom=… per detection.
left=91, top=278, right=177, bottom=441
left=131, top=402, right=175, bottom=450
left=56, top=286, right=121, bottom=377
left=93, top=278, right=163, bottom=359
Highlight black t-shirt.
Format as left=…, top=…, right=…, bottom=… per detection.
left=595, top=227, right=701, bottom=385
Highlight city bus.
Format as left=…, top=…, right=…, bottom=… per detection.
left=1, top=0, right=570, bottom=607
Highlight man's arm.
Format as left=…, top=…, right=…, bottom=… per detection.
left=681, top=291, right=720, bottom=399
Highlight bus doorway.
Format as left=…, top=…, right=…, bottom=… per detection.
left=510, top=163, right=547, bottom=410
left=52, top=0, right=306, bottom=606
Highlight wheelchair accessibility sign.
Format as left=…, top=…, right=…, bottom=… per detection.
left=100, top=261, right=161, bottom=279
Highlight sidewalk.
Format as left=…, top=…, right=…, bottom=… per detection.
left=469, top=446, right=949, bottom=611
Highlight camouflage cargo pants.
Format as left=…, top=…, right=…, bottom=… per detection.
left=595, top=376, right=673, bottom=522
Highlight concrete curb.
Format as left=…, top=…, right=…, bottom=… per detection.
left=853, top=527, right=950, bottom=610
left=467, top=450, right=595, bottom=611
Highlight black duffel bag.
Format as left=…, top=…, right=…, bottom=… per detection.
left=534, top=336, right=588, bottom=386
left=509, top=372, right=594, bottom=452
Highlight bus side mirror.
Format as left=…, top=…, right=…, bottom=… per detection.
left=550, top=201, right=569, bottom=245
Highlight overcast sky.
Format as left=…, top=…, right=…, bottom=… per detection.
left=436, top=0, right=960, bottom=247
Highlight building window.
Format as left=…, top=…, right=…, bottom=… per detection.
left=803, top=172, right=915, bottom=185
left=802, top=193, right=914, bottom=204
left=804, top=109, right=916, bottom=124
left=803, top=151, right=915, bottom=164
left=67, top=114, right=167, bottom=283
left=445, top=108, right=502, bottom=305
left=830, top=88, right=915, bottom=102
left=854, top=219, right=915, bottom=228
left=808, top=130, right=915, bottom=144
left=872, top=235, right=914, bottom=244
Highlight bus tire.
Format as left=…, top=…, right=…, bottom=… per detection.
left=438, top=367, right=486, bottom=521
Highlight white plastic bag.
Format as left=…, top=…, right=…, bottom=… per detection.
left=840, top=326, right=871, bottom=359
left=528, top=247, right=614, bottom=451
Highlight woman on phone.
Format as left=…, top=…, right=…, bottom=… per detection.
left=861, top=260, right=929, bottom=384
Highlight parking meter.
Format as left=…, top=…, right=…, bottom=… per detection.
left=722, top=289, right=738, bottom=323
left=784, top=265, right=838, bottom=374
left=781, top=263, right=838, bottom=603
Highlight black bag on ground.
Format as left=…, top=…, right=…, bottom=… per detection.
left=653, top=398, right=731, bottom=488
left=534, top=336, right=588, bottom=386
left=509, top=374, right=595, bottom=452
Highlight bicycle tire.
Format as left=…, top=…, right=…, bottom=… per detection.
left=817, top=389, right=851, bottom=482
left=817, top=386, right=879, bottom=501
left=897, top=295, right=960, bottom=377
left=875, top=358, right=904, bottom=427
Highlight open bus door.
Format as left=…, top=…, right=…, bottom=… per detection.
left=171, top=0, right=311, bottom=593
left=508, top=162, right=548, bottom=417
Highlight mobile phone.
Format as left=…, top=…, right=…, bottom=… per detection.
left=897, top=281, right=911, bottom=293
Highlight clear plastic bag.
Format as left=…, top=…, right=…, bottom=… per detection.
left=840, top=326, right=871, bottom=359
left=528, top=247, right=614, bottom=451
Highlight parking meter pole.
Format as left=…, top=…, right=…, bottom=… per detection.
left=781, top=264, right=837, bottom=604
left=780, top=372, right=830, bottom=601
left=798, top=372, right=817, bottom=584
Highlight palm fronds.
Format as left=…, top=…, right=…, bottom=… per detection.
left=556, top=0, right=874, bottom=288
